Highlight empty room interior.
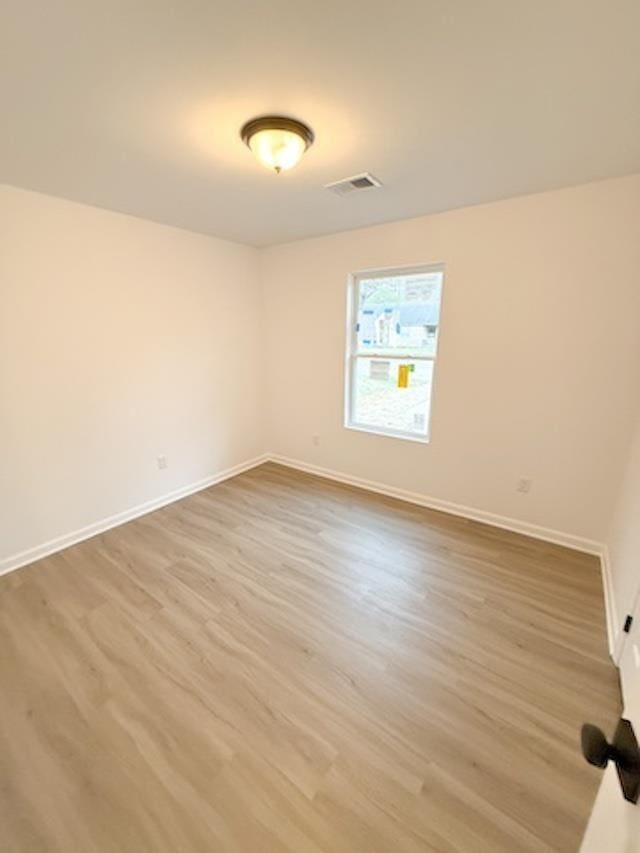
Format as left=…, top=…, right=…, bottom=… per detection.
left=2, top=1, right=640, bottom=851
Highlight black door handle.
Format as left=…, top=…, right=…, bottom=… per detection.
left=581, top=718, right=640, bottom=804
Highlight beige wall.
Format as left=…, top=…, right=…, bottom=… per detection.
left=261, top=175, right=640, bottom=546
left=3, top=175, right=640, bottom=575
left=0, top=185, right=264, bottom=568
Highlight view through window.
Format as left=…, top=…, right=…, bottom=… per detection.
left=345, top=265, right=444, bottom=440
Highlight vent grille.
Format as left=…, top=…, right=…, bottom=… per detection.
left=324, top=172, right=382, bottom=196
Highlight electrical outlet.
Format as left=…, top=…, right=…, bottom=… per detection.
left=157, top=455, right=168, bottom=470
left=312, top=435, right=320, bottom=446
left=516, top=477, right=532, bottom=494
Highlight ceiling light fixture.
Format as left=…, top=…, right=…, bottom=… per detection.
left=240, top=116, right=314, bottom=173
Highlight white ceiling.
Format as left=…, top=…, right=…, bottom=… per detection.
left=2, top=0, right=639, bottom=246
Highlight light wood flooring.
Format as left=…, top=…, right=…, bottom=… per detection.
left=0, top=462, right=620, bottom=852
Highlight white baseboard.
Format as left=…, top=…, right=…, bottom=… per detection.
left=599, top=545, right=623, bottom=662
left=0, top=453, right=270, bottom=577
left=268, top=454, right=604, bottom=556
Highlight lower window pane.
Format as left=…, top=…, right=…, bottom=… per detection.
left=352, top=358, right=433, bottom=437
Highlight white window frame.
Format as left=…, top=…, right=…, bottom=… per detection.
left=344, top=263, right=445, bottom=444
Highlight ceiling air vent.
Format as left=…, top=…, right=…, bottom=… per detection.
left=324, top=172, right=382, bottom=197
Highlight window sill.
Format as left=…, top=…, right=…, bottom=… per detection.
left=344, top=422, right=430, bottom=444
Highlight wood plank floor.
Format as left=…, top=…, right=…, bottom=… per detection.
left=0, top=462, right=620, bottom=852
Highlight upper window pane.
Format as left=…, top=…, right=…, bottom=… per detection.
left=356, top=271, right=443, bottom=357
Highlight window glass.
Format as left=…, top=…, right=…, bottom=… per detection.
left=346, top=266, right=444, bottom=441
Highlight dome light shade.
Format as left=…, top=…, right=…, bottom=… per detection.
left=241, top=116, right=314, bottom=173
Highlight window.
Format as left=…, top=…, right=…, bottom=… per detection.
left=344, top=264, right=444, bottom=442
